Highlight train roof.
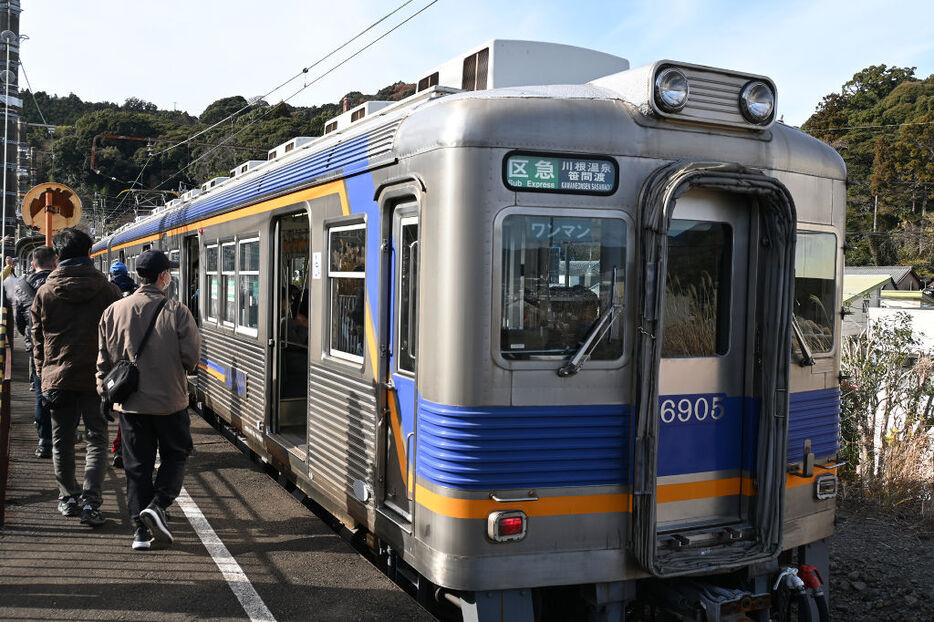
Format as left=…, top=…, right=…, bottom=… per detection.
left=92, top=40, right=844, bottom=253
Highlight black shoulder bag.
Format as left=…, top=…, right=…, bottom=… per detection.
left=102, top=298, right=168, bottom=404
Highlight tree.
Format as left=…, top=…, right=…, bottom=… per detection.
left=841, top=314, right=934, bottom=504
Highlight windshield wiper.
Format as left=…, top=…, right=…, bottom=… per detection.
left=558, top=268, right=621, bottom=377
left=791, top=315, right=816, bottom=367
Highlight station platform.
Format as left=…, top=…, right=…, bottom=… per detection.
left=0, top=339, right=435, bottom=622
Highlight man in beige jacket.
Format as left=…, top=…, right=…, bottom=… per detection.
left=97, top=249, right=201, bottom=550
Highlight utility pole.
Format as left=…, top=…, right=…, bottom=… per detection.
left=873, top=194, right=878, bottom=232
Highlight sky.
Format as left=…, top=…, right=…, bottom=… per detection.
left=15, top=0, right=934, bottom=127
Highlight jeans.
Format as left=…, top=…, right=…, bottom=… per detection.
left=32, top=373, right=52, bottom=448
left=50, top=390, right=109, bottom=508
left=120, top=410, right=192, bottom=527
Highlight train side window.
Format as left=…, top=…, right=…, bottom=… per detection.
left=206, top=244, right=219, bottom=323
left=661, top=220, right=732, bottom=357
left=237, top=238, right=260, bottom=336
left=793, top=231, right=836, bottom=354
left=221, top=242, right=236, bottom=327
left=327, top=223, right=366, bottom=363
left=397, top=217, right=418, bottom=374
left=168, top=249, right=180, bottom=301
left=500, top=214, right=626, bottom=361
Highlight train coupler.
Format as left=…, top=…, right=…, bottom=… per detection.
left=644, top=581, right=770, bottom=621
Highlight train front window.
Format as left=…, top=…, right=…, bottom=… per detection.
left=662, top=220, right=732, bottom=357
left=500, top=214, right=625, bottom=361
left=328, top=224, right=366, bottom=363
left=794, top=232, right=836, bottom=353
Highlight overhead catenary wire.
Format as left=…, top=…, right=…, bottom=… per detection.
left=153, top=0, right=423, bottom=158
left=806, top=119, right=934, bottom=133
left=149, top=0, right=440, bottom=195
left=18, top=60, right=50, bottom=127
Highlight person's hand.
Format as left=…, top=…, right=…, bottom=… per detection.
left=100, top=399, right=114, bottom=423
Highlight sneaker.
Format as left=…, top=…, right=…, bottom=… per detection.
left=132, top=526, right=153, bottom=550
left=35, top=445, right=52, bottom=459
left=112, top=453, right=123, bottom=469
left=58, top=497, right=80, bottom=517
left=80, top=505, right=106, bottom=527
left=139, top=503, right=173, bottom=544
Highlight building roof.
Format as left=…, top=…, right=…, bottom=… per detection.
left=880, top=290, right=934, bottom=304
left=843, top=274, right=894, bottom=304
left=844, top=265, right=920, bottom=287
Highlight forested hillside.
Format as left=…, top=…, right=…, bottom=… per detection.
left=802, top=66, right=934, bottom=274
left=18, top=66, right=934, bottom=256
left=19, top=81, right=415, bottom=231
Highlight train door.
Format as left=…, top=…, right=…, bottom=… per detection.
left=184, top=235, right=200, bottom=325
left=380, top=203, right=419, bottom=522
left=656, top=189, right=752, bottom=531
left=271, top=211, right=310, bottom=453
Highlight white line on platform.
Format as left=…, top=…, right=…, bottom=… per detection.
left=176, top=488, right=277, bottom=622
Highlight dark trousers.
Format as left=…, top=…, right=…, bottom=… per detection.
left=32, top=373, right=52, bottom=448
left=119, top=410, right=192, bottom=527
left=50, top=390, right=108, bottom=507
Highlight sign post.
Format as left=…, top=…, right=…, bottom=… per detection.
left=20, top=182, right=83, bottom=246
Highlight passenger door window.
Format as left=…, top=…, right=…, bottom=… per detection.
left=661, top=220, right=733, bottom=357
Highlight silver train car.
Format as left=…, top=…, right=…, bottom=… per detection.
left=91, top=40, right=843, bottom=621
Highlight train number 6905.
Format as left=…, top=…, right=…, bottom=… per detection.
left=659, top=396, right=725, bottom=424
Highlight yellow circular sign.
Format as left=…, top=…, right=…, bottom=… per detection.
left=20, top=183, right=83, bottom=234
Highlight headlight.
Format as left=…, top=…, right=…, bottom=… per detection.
left=739, top=80, right=775, bottom=124
left=654, top=68, right=689, bottom=112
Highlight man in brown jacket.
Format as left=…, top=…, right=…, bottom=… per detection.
left=97, top=249, right=200, bottom=550
left=31, top=228, right=122, bottom=526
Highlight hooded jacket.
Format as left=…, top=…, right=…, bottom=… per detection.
left=111, top=272, right=137, bottom=295
left=14, top=269, right=52, bottom=351
left=31, top=258, right=122, bottom=392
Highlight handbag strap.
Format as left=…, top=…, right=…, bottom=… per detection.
left=133, top=298, right=168, bottom=363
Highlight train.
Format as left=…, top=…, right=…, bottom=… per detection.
left=86, top=40, right=843, bottom=621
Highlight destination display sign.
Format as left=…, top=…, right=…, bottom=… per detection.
left=503, top=152, right=618, bottom=195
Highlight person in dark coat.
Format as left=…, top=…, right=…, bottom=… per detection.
left=109, top=261, right=137, bottom=296
left=13, top=246, right=58, bottom=458
left=31, top=229, right=122, bottom=527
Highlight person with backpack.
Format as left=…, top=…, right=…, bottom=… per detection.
left=109, top=261, right=137, bottom=296
left=31, top=229, right=122, bottom=527
left=13, top=246, right=58, bottom=458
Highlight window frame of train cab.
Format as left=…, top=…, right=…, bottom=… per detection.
left=205, top=243, right=219, bottom=323
left=492, top=206, right=633, bottom=371
left=236, top=237, right=260, bottom=337
left=794, top=227, right=838, bottom=359
left=325, top=220, right=367, bottom=366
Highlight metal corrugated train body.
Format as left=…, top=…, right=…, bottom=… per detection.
left=90, top=41, right=844, bottom=620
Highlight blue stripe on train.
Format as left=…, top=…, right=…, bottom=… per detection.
left=416, top=400, right=630, bottom=490
left=416, top=387, right=838, bottom=490
left=787, top=387, right=840, bottom=462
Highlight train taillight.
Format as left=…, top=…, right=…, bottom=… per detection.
left=487, top=510, right=527, bottom=542
left=815, top=473, right=838, bottom=500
